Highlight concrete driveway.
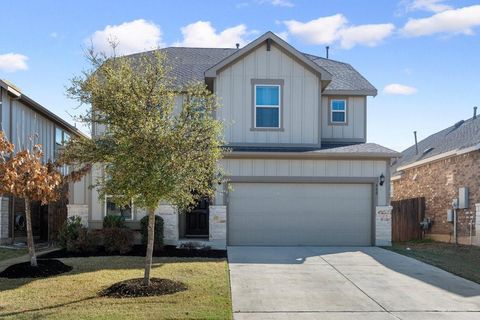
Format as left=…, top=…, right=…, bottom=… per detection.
left=228, top=246, right=480, bottom=319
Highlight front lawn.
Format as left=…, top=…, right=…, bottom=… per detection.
left=0, top=247, right=27, bottom=262
left=0, top=256, right=232, bottom=319
left=386, top=240, right=480, bottom=284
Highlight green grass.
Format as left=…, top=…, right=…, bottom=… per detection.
left=386, top=241, right=480, bottom=284
left=0, top=256, right=232, bottom=319
left=0, top=247, right=27, bottom=262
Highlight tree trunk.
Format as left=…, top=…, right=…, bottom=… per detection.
left=25, top=198, right=37, bottom=267
left=143, top=207, right=155, bottom=286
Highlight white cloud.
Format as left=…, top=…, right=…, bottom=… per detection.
left=284, top=14, right=394, bottom=49
left=258, top=0, right=294, bottom=7
left=284, top=14, right=347, bottom=45
left=405, top=0, right=452, bottom=13
left=402, top=5, right=480, bottom=37
left=50, top=32, right=58, bottom=38
left=384, top=83, right=418, bottom=95
left=0, top=53, right=28, bottom=72
left=174, top=21, right=252, bottom=48
left=88, top=19, right=164, bottom=56
left=236, top=2, right=249, bottom=8
left=339, top=24, right=395, bottom=49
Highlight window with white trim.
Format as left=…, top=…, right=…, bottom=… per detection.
left=330, top=99, right=347, bottom=124
left=105, top=196, right=133, bottom=220
left=254, top=85, right=281, bottom=128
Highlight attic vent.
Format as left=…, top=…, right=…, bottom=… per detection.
left=423, top=147, right=434, bottom=155
left=447, top=120, right=465, bottom=134
left=454, top=120, right=465, bottom=128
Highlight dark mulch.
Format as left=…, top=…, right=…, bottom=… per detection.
left=99, top=277, right=187, bottom=298
left=0, top=259, right=72, bottom=278
left=40, top=245, right=227, bottom=259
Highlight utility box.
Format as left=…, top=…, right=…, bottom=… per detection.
left=447, top=209, right=454, bottom=223
left=459, top=187, right=469, bottom=209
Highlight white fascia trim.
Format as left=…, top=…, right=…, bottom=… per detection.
left=396, top=144, right=480, bottom=172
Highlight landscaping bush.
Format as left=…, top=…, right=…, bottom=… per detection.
left=103, top=215, right=126, bottom=228
left=58, top=216, right=83, bottom=249
left=103, top=228, right=134, bottom=254
left=58, top=216, right=99, bottom=253
left=140, top=215, right=164, bottom=249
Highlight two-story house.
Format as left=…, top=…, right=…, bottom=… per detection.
left=0, top=79, right=87, bottom=244
left=70, top=32, right=399, bottom=248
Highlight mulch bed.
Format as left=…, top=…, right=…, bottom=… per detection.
left=40, top=245, right=227, bottom=259
left=99, top=278, right=187, bottom=298
left=0, top=259, right=72, bottom=278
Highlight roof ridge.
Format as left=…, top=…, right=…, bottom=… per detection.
left=302, top=52, right=350, bottom=66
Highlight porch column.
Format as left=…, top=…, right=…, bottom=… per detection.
left=375, top=206, right=392, bottom=246
left=475, top=203, right=480, bottom=246
left=209, top=205, right=227, bottom=249
left=66, top=204, right=89, bottom=227
left=0, top=197, right=10, bottom=241
left=156, top=205, right=178, bottom=245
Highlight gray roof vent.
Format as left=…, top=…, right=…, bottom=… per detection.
left=422, top=147, right=434, bottom=155
left=447, top=120, right=465, bottom=134
left=454, top=120, right=465, bottom=128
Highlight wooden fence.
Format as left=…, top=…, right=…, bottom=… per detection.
left=391, top=197, right=426, bottom=242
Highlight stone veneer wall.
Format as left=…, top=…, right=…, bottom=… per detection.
left=0, top=197, right=9, bottom=240
left=392, top=152, right=480, bottom=244
left=67, top=204, right=89, bottom=227
left=376, top=206, right=392, bottom=246
left=209, top=206, right=227, bottom=248
left=156, top=205, right=178, bottom=245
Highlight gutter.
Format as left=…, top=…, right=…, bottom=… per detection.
left=225, top=150, right=400, bottom=160
left=323, top=89, right=378, bottom=97
left=396, top=143, right=480, bottom=172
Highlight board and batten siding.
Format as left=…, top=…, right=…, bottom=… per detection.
left=321, top=96, right=366, bottom=142
left=1, top=89, right=55, bottom=162
left=215, top=43, right=320, bottom=146
left=217, top=158, right=388, bottom=206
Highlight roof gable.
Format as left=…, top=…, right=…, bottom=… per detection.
left=204, top=32, right=333, bottom=90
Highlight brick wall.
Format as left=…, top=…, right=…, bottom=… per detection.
left=392, top=151, right=480, bottom=242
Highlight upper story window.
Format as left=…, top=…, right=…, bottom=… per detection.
left=330, top=99, right=347, bottom=124
left=254, top=84, right=281, bottom=128
left=55, top=127, right=70, bottom=148
left=55, top=127, right=70, bottom=161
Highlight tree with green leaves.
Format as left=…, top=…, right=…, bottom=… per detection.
left=61, top=49, right=224, bottom=286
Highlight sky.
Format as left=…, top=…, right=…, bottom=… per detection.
left=0, top=0, right=479, bottom=152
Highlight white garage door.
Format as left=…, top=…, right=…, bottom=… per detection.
left=228, top=182, right=373, bottom=246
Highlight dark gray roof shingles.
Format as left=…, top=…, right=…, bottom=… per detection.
left=229, top=143, right=399, bottom=157
left=392, top=116, right=480, bottom=171
left=127, top=47, right=376, bottom=94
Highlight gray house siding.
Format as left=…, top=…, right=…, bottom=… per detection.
left=321, top=95, right=366, bottom=143
left=217, top=158, right=389, bottom=206
left=215, top=42, right=320, bottom=146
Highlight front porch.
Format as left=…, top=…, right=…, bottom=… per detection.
left=160, top=204, right=227, bottom=250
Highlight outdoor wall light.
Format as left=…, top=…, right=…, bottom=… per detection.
left=379, top=173, right=385, bottom=186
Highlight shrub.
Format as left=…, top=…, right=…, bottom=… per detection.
left=58, top=216, right=83, bottom=249
left=103, top=228, right=134, bottom=254
left=103, top=215, right=126, bottom=228
left=58, top=216, right=100, bottom=253
left=67, top=228, right=100, bottom=253
left=140, top=215, right=164, bottom=249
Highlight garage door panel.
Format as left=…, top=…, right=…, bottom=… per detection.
left=228, top=183, right=372, bottom=246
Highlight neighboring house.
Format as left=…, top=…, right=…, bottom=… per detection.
left=0, top=79, right=87, bottom=244
left=391, top=111, right=480, bottom=246
left=70, top=32, right=399, bottom=248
